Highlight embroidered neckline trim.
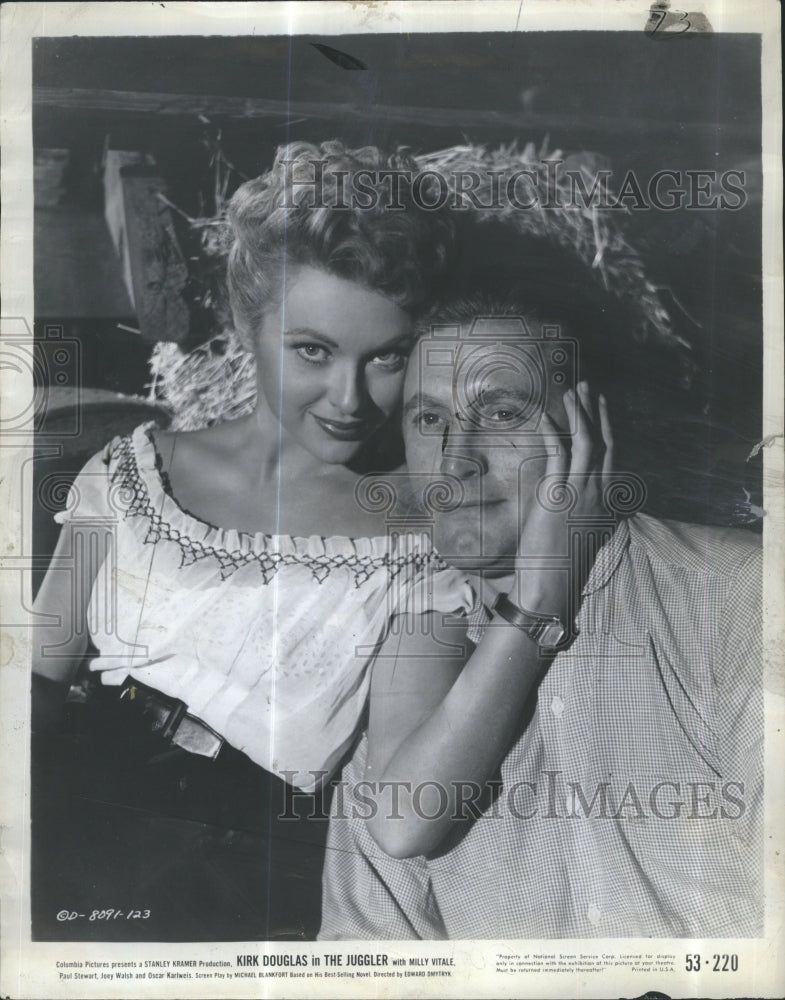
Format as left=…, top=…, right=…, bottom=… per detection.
left=108, top=424, right=442, bottom=586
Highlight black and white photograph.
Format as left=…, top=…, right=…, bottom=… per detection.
left=1, top=2, right=783, bottom=998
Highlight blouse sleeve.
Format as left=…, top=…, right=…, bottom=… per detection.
left=53, top=439, right=118, bottom=526
left=392, top=561, right=489, bottom=643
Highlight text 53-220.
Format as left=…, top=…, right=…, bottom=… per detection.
left=685, top=954, right=739, bottom=972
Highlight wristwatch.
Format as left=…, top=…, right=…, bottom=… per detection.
left=492, top=593, right=570, bottom=652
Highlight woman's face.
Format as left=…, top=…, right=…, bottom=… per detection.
left=254, top=265, right=413, bottom=464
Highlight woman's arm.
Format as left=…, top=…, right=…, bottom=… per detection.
left=32, top=523, right=100, bottom=732
left=365, top=384, right=613, bottom=858
left=364, top=608, right=551, bottom=858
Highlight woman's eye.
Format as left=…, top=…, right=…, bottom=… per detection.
left=370, top=351, right=405, bottom=371
left=296, top=344, right=330, bottom=364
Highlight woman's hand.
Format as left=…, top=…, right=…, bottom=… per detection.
left=514, top=381, right=615, bottom=625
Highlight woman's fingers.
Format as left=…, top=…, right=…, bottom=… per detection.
left=576, top=380, right=595, bottom=422
left=562, top=383, right=615, bottom=521
left=540, top=411, right=569, bottom=478
left=567, top=383, right=596, bottom=475
left=545, top=383, right=613, bottom=515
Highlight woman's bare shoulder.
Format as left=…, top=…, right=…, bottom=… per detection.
left=155, top=419, right=248, bottom=473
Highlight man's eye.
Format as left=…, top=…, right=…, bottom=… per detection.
left=370, top=351, right=405, bottom=371
left=296, top=344, right=330, bottom=364
left=415, top=411, right=445, bottom=430
left=490, top=408, right=518, bottom=422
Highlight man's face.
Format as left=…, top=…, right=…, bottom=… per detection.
left=403, top=321, right=569, bottom=572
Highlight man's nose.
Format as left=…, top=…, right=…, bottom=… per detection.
left=327, top=364, right=365, bottom=415
left=439, top=425, right=488, bottom=479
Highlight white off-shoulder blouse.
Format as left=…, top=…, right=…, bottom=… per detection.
left=55, top=423, right=476, bottom=791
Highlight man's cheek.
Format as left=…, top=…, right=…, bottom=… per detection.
left=434, top=515, right=477, bottom=557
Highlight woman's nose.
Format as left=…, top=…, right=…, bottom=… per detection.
left=327, top=364, right=365, bottom=415
left=439, top=426, right=488, bottom=479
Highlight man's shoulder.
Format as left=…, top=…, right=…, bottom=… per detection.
left=627, top=514, right=761, bottom=581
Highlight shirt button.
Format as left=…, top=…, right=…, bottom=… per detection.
left=550, top=695, right=565, bottom=718
left=587, top=904, right=601, bottom=926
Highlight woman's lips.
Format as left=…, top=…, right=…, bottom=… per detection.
left=311, top=413, right=369, bottom=441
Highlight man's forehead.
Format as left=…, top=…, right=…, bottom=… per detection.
left=407, top=336, right=540, bottom=403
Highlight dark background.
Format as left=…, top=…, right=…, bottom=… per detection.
left=33, top=31, right=764, bottom=524
left=31, top=31, right=763, bottom=942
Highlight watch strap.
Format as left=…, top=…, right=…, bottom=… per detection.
left=491, top=593, right=568, bottom=650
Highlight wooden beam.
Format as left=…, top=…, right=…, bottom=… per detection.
left=103, top=151, right=190, bottom=344
left=33, top=86, right=756, bottom=140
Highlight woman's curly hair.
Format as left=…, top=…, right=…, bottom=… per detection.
left=226, top=140, right=453, bottom=345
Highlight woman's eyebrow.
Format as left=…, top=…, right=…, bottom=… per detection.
left=282, top=327, right=339, bottom=349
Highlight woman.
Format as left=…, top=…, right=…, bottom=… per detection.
left=31, top=140, right=460, bottom=940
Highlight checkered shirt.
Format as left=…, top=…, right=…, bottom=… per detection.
left=319, top=514, right=764, bottom=940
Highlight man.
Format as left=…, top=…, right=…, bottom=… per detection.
left=319, top=236, right=763, bottom=940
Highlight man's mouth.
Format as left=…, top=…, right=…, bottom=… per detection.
left=311, top=413, right=369, bottom=441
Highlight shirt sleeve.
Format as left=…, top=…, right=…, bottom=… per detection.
left=712, top=544, right=763, bottom=781
left=707, top=543, right=764, bottom=924
left=53, top=440, right=117, bottom=526
left=318, top=735, right=448, bottom=941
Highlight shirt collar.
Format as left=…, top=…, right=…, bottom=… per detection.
left=581, top=517, right=631, bottom=595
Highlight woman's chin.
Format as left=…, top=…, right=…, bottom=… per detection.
left=304, top=437, right=366, bottom=466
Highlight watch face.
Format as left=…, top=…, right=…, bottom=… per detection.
left=537, top=622, right=568, bottom=649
